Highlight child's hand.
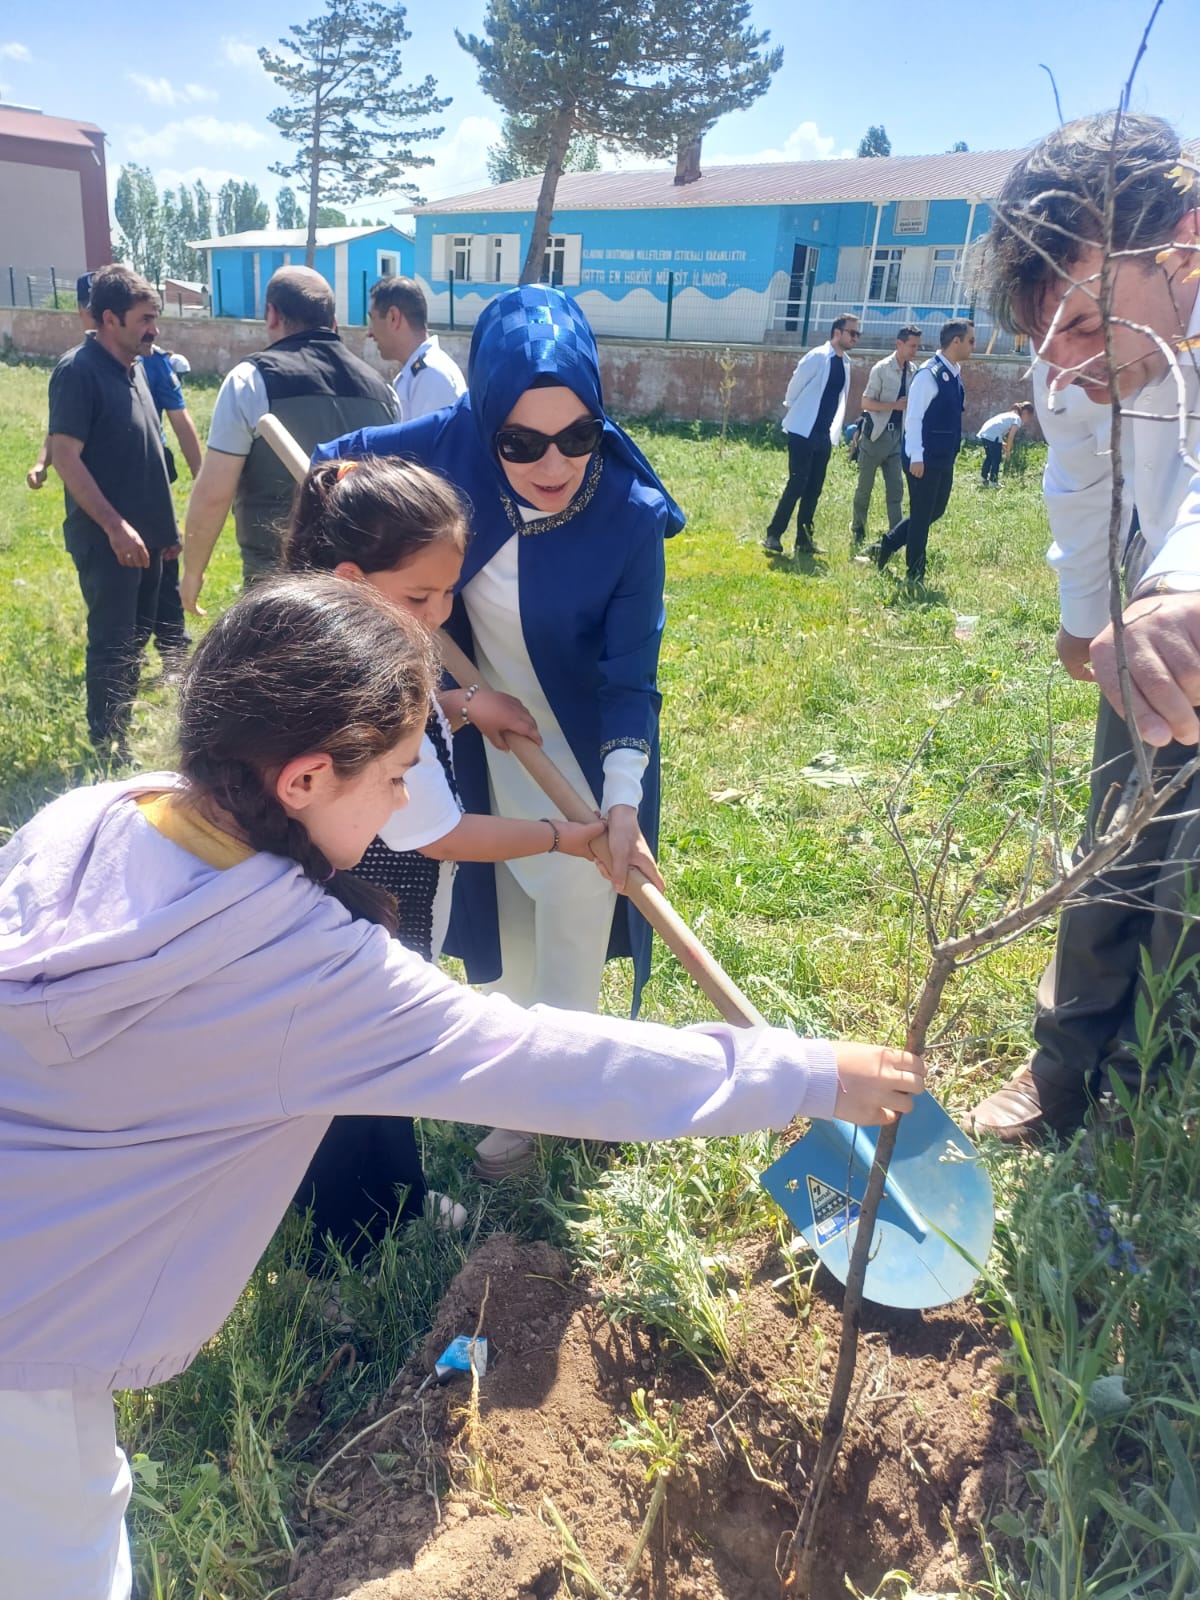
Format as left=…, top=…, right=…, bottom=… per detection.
left=468, top=689, right=542, bottom=751
left=555, top=816, right=607, bottom=860
left=830, top=1044, right=925, bottom=1126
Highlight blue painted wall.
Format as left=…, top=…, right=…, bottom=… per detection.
left=210, top=230, right=413, bottom=320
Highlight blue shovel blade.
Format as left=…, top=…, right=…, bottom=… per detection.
left=759, top=1089, right=994, bottom=1310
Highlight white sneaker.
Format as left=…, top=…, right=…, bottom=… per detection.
left=427, top=1191, right=469, bottom=1232
left=473, top=1128, right=537, bottom=1181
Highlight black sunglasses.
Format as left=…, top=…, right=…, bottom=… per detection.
left=494, top=417, right=605, bottom=464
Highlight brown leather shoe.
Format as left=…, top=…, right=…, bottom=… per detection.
left=968, top=1067, right=1059, bottom=1144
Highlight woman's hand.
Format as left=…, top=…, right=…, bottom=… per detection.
left=830, top=1044, right=926, bottom=1126
left=457, top=688, right=541, bottom=751
left=555, top=817, right=607, bottom=860
left=603, top=804, right=665, bottom=894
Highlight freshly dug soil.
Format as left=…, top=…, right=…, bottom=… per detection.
left=286, top=1233, right=1022, bottom=1600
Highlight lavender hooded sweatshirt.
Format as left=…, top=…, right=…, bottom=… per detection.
left=0, top=778, right=837, bottom=1394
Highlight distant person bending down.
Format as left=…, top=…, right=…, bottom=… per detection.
left=366, top=275, right=466, bottom=420
left=977, top=401, right=1035, bottom=485
left=181, top=265, right=397, bottom=609
left=763, top=313, right=861, bottom=557
left=871, top=319, right=977, bottom=584
left=0, top=576, right=925, bottom=1600
left=282, top=457, right=607, bottom=1254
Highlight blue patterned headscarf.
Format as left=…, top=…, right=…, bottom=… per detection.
left=466, top=285, right=684, bottom=534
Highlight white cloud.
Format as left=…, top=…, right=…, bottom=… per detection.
left=710, top=121, right=855, bottom=166
left=222, top=39, right=261, bottom=70
left=123, top=116, right=269, bottom=162
left=127, top=74, right=218, bottom=109
left=419, top=114, right=504, bottom=201
left=0, top=41, right=31, bottom=60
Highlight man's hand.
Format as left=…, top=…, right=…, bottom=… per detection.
left=908, top=461, right=925, bottom=479
left=107, top=520, right=150, bottom=569
left=1055, top=626, right=1095, bottom=682
left=1090, top=591, right=1200, bottom=747
left=26, top=463, right=48, bottom=491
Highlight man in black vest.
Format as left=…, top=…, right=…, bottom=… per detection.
left=181, top=267, right=398, bottom=610
left=871, top=319, right=976, bottom=583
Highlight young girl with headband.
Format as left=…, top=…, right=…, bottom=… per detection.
left=0, top=577, right=922, bottom=1599
left=284, top=456, right=607, bottom=1248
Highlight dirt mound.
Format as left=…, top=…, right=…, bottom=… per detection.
left=286, top=1234, right=1021, bottom=1600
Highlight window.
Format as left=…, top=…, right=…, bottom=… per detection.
left=377, top=251, right=399, bottom=278
left=452, top=235, right=473, bottom=281
left=869, top=248, right=904, bottom=303
left=894, top=200, right=929, bottom=236
left=542, top=234, right=567, bottom=284
left=930, top=247, right=963, bottom=302
left=490, top=236, right=505, bottom=282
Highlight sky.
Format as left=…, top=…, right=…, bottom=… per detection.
left=0, top=0, right=1196, bottom=231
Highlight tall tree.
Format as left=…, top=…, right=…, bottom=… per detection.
left=114, top=164, right=164, bottom=281
left=174, top=185, right=201, bottom=279
left=276, top=186, right=305, bottom=229
left=216, top=181, right=270, bottom=236
left=856, top=124, right=891, bottom=158
left=194, top=180, right=213, bottom=242
left=261, top=0, right=450, bottom=266
left=459, top=0, right=781, bottom=285
left=316, top=204, right=349, bottom=226
left=486, top=111, right=600, bottom=185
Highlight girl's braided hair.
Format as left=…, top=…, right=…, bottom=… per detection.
left=284, top=455, right=469, bottom=576
left=177, top=575, right=437, bottom=931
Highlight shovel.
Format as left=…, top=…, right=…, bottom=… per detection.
left=253, top=412, right=995, bottom=1309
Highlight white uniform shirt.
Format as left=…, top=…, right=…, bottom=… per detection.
left=779, top=341, right=851, bottom=445
left=903, top=354, right=961, bottom=466
left=393, top=336, right=466, bottom=421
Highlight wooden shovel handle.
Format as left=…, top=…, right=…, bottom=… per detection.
left=251, top=412, right=765, bottom=1029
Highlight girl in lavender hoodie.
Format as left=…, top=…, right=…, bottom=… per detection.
left=0, top=577, right=923, bottom=1599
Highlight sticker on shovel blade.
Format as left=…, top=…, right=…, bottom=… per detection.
left=808, top=1176, right=861, bottom=1246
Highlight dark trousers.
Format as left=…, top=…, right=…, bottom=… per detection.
left=879, top=459, right=955, bottom=581
left=981, top=439, right=1004, bottom=483
left=1029, top=695, right=1200, bottom=1128
left=294, top=1115, right=428, bottom=1264
left=68, top=538, right=163, bottom=747
left=766, top=431, right=832, bottom=542
left=153, top=556, right=191, bottom=659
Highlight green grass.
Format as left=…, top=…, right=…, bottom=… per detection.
left=4, top=362, right=1182, bottom=1600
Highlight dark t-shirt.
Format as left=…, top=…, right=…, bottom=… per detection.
left=813, top=355, right=846, bottom=437
left=48, top=335, right=177, bottom=554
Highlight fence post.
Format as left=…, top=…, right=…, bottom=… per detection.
left=665, top=271, right=675, bottom=342
left=800, top=261, right=817, bottom=344
left=448, top=270, right=455, bottom=331
left=9, top=265, right=15, bottom=307
left=50, top=267, right=59, bottom=310
left=26, top=276, right=34, bottom=308
left=216, top=269, right=224, bottom=317
left=361, top=269, right=367, bottom=324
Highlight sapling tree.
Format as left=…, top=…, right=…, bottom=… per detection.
left=783, top=21, right=1200, bottom=1591
left=261, top=0, right=449, bottom=267
left=458, top=0, right=781, bottom=285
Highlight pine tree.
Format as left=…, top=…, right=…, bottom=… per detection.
left=486, top=112, right=600, bottom=186
left=856, top=124, right=892, bottom=158
left=262, top=0, right=450, bottom=266
left=459, top=0, right=781, bottom=285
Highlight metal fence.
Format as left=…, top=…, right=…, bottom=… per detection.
left=5, top=268, right=210, bottom=319
left=421, top=268, right=1020, bottom=355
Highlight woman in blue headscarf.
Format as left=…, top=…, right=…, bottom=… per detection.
left=315, top=286, right=684, bottom=1026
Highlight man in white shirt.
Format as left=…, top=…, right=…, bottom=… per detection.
left=850, top=325, right=921, bottom=545
left=763, top=314, right=860, bottom=557
left=967, top=111, right=1200, bottom=1143
left=367, top=277, right=466, bottom=420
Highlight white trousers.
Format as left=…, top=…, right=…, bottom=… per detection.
left=487, top=855, right=617, bottom=1012
left=0, top=1388, right=132, bottom=1600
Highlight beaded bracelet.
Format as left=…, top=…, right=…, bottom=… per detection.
left=541, top=818, right=560, bottom=853
left=459, top=682, right=481, bottom=728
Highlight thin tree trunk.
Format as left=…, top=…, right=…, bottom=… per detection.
left=520, top=103, right=576, bottom=286
left=306, top=91, right=322, bottom=269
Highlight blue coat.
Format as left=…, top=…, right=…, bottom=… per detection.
left=315, top=286, right=684, bottom=1011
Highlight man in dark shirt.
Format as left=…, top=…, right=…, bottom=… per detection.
left=48, top=264, right=179, bottom=755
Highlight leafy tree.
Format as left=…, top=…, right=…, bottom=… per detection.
left=216, top=181, right=270, bottom=236
left=194, top=180, right=213, bottom=242
left=460, top=0, right=781, bottom=285
left=948, top=139, right=969, bottom=152
left=316, top=204, right=349, bottom=226
left=114, top=164, right=164, bottom=282
left=856, top=124, right=891, bottom=158
left=261, top=0, right=450, bottom=266
left=486, top=111, right=600, bottom=185
left=276, top=186, right=305, bottom=229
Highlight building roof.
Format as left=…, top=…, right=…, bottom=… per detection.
left=0, top=104, right=104, bottom=150
left=417, top=147, right=1025, bottom=215
left=189, top=224, right=412, bottom=250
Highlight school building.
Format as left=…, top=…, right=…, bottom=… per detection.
left=191, top=224, right=414, bottom=325
left=412, top=148, right=1023, bottom=348
left=1, top=103, right=111, bottom=304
